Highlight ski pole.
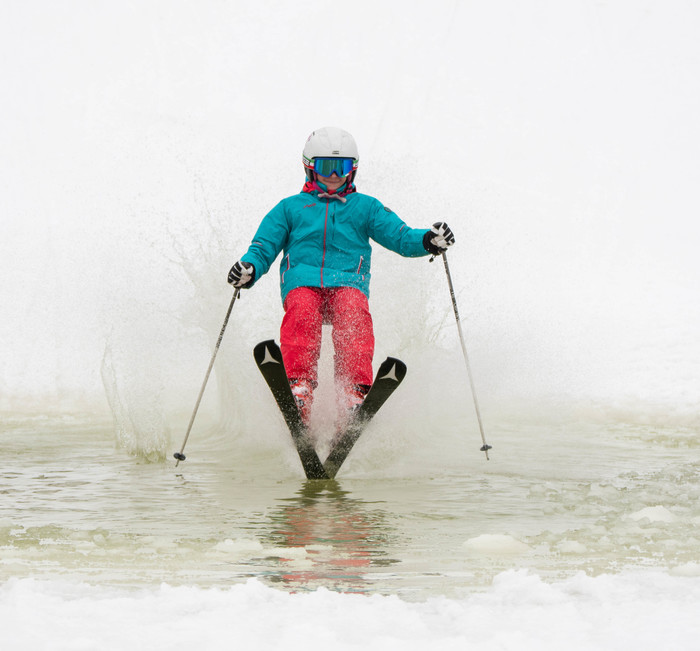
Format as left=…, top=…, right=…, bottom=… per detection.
left=174, top=287, right=240, bottom=466
left=434, top=252, right=492, bottom=460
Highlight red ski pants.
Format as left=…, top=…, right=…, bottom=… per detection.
left=280, top=286, right=374, bottom=389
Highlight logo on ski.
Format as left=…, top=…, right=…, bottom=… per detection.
left=378, top=362, right=400, bottom=383
left=260, top=345, right=281, bottom=365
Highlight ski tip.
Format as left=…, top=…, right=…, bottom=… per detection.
left=377, top=357, right=407, bottom=383
left=253, top=339, right=283, bottom=366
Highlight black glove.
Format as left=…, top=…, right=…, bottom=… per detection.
left=423, top=222, right=455, bottom=255
left=228, top=260, right=255, bottom=288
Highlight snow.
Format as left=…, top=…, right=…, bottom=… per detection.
left=627, top=506, right=678, bottom=524
left=3, top=571, right=700, bottom=650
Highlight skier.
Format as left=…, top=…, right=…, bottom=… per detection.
left=228, top=126, right=454, bottom=427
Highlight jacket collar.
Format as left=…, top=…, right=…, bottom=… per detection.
left=302, top=180, right=357, bottom=203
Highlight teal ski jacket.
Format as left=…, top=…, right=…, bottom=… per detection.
left=241, top=183, right=430, bottom=303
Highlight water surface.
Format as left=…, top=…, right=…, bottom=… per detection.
left=3, top=412, right=697, bottom=599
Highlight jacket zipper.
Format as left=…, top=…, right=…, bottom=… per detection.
left=320, top=200, right=329, bottom=288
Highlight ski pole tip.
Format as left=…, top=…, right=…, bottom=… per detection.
left=173, top=452, right=186, bottom=461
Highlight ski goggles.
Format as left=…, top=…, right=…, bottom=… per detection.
left=312, top=157, right=356, bottom=177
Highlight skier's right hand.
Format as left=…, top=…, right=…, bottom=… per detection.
left=228, top=260, right=255, bottom=288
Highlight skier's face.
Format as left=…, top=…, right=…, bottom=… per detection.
left=316, top=172, right=346, bottom=193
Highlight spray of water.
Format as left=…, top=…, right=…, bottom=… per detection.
left=2, top=1, right=697, bottom=463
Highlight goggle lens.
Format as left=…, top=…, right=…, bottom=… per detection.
left=313, top=157, right=355, bottom=177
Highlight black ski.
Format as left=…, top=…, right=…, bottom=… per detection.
left=253, top=340, right=329, bottom=480
left=323, top=357, right=407, bottom=479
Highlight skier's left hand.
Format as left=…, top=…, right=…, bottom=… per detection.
left=423, top=222, right=455, bottom=255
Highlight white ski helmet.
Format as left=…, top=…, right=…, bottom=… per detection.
left=302, top=127, right=359, bottom=182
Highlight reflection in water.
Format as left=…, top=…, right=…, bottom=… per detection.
left=262, top=480, right=398, bottom=593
